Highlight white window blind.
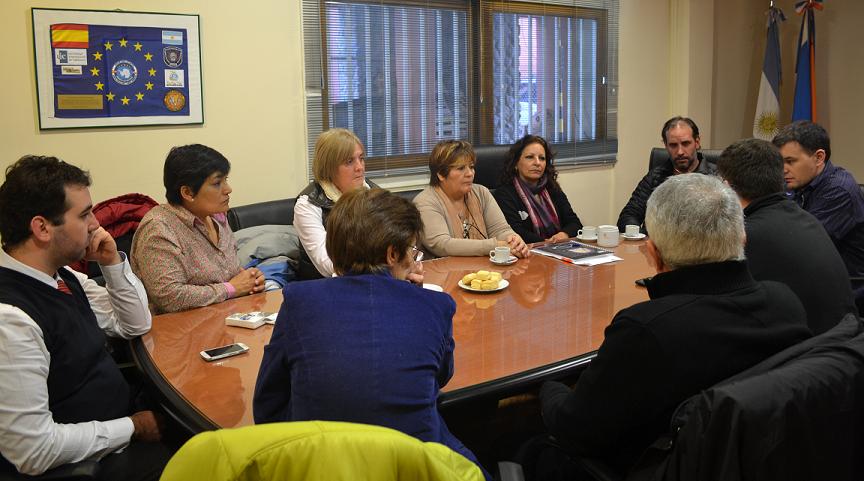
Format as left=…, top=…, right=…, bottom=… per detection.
left=303, top=0, right=618, bottom=177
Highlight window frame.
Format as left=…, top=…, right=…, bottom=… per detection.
left=304, top=0, right=617, bottom=178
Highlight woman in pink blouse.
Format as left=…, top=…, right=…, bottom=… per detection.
left=131, top=144, right=264, bottom=313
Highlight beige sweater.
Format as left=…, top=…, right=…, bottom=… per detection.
left=413, top=184, right=515, bottom=257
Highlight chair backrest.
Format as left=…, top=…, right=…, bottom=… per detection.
left=647, top=148, right=722, bottom=172
left=226, top=198, right=296, bottom=232
left=473, top=144, right=511, bottom=191
left=159, top=421, right=485, bottom=481
left=631, top=314, right=864, bottom=481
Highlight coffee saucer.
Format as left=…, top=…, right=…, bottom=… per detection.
left=490, top=255, right=518, bottom=266
left=622, top=233, right=647, bottom=240
left=576, top=234, right=598, bottom=242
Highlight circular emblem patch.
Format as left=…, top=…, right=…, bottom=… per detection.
left=163, top=90, right=186, bottom=112
left=111, top=60, right=138, bottom=86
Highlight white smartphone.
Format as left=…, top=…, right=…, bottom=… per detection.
left=200, top=342, right=249, bottom=362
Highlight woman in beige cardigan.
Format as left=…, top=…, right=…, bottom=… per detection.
left=413, top=140, right=530, bottom=258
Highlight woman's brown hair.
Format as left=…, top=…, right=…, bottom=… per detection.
left=326, top=189, right=422, bottom=275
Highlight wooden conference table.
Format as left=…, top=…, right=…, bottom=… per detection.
left=132, top=239, right=655, bottom=433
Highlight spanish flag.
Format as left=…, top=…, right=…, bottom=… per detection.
left=51, top=24, right=89, bottom=48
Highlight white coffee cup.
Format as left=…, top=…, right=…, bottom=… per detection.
left=625, top=224, right=640, bottom=237
left=489, top=246, right=511, bottom=262
left=578, top=226, right=597, bottom=239
left=597, top=225, right=620, bottom=248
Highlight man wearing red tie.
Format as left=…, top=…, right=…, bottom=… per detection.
left=0, top=156, right=169, bottom=480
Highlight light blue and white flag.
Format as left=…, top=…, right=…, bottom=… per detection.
left=754, top=6, right=785, bottom=139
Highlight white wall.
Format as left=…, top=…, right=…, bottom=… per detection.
left=712, top=0, right=864, bottom=179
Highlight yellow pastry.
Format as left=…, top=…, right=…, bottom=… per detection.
left=462, top=273, right=477, bottom=284
left=475, top=270, right=490, bottom=281
left=489, top=272, right=502, bottom=282
left=471, top=279, right=482, bottom=289
left=481, top=279, right=498, bottom=290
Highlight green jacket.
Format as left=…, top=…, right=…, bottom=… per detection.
left=160, top=421, right=484, bottom=481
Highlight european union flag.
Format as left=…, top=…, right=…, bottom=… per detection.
left=51, top=23, right=189, bottom=118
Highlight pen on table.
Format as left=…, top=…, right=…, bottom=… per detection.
left=558, top=257, right=578, bottom=266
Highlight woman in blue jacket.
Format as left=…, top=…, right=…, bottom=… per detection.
left=253, top=188, right=487, bottom=477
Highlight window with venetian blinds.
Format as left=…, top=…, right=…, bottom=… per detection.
left=302, top=0, right=618, bottom=177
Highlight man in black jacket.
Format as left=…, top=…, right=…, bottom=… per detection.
left=717, top=138, right=856, bottom=335
left=540, top=173, right=811, bottom=475
left=617, top=117, right=716, bottom=233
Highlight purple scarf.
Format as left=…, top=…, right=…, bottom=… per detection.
left=513, top=176, right=561, bottom=239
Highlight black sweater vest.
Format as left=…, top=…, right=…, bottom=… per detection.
left=0, top=266, right=131, bottom=424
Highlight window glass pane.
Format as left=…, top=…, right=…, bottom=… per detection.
left=492, top=11, right=598, bottom=146
left=324, top=1, right=469, bottom=163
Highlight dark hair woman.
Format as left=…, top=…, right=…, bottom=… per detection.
left=493, top=135, right=583, bottom=243
left=131, top=144, right=264, bottom=313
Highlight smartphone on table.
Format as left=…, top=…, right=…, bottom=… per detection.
left=200, top=342, right=249, bottom=362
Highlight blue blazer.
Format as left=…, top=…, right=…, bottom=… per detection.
left=253, top=271, right=482, bottom=469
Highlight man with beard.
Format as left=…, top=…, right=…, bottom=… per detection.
left=0, top=155, right=170, bottom=480
left=617, top=117, right=717, bottom=233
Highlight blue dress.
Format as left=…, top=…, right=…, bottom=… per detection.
left=253, top=271, right=484, bottom=471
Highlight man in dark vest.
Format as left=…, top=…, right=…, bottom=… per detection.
left=0, top=156, right=169, bottom=479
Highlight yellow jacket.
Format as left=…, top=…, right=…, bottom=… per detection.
left=160, top=421, right=485, bottom=481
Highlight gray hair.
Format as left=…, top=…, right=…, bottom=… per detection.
left=645, top=173, right=744, bottom=270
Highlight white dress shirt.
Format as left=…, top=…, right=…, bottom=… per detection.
left=0, top=249, right=151, bottom=475
left=293, top=195, right=335, bottom=278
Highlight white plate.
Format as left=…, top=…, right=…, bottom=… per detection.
left=458, top=279, right=510, bottom=293
left=422, top=283, right=443, bottom=292
left=622, top=233, right=647, bottom=240
left=576, top=235, right=598, bottom=242
left=490, top=255, right=518, bottom=266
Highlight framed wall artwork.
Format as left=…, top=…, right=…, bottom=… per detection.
left=32, top=8, right=203, bottom=129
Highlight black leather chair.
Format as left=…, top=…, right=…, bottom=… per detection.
left=473, top=145, right=511, bottom=191
left=648, top=148, right=722, bottom=172
left=226, top=198, right=296, bottom=232
left=532, top=314, right=864, bottom=481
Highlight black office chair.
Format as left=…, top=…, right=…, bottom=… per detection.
left=226, top=198, right=297, bottom=232
left=473, top=145, right=511, bottom=191
left=647, top=148, right=722, bottom=172
left=526, top=314, right=864, bottom=481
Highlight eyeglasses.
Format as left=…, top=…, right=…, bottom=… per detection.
left=411, top=246, right=424, bottom=262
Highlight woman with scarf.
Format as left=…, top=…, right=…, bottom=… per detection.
left=494, top=135, right=583, bottom=243
left=414, top=140, right=529, bottom=258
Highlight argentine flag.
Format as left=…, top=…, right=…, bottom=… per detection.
left=792, top=0, right=823, bottom=121
left=754, top=7, right=784, bottom=140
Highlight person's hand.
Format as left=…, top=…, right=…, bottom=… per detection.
left=85, top=226, right=122, bottom=266
left=130, top=411, right=162, bottom=442
left=507, top=234, right=531, bottom=258
left=546, top=232, right=570, bottom=243
left=406, top=259, right=425, bottom=285
left=229, top=268, right=265, bottom=297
